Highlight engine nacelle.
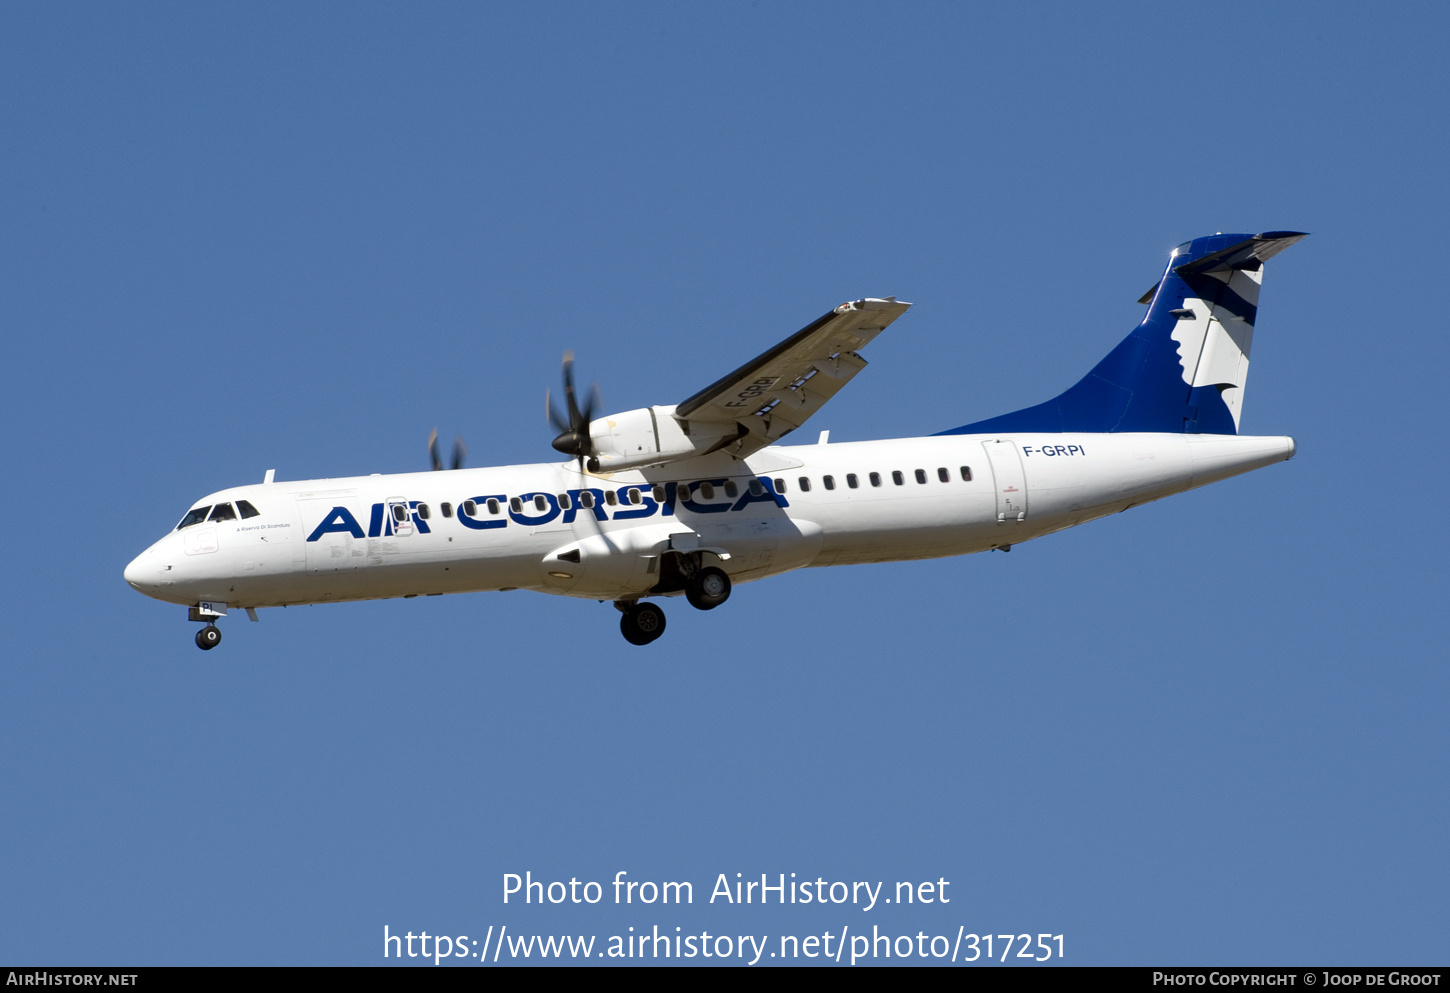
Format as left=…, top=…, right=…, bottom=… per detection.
left=586, top=405, right=738, bottom=472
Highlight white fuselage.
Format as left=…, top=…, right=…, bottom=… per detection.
left=123, top=431, right=1294, bottom=611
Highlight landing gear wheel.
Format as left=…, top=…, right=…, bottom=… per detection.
left=195, top=625, right=221, bottom=651
left=686, top=566, right=731, bottom=611
left=620, top=602, right=667, bottom=645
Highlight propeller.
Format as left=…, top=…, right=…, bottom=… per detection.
left=546, top=351, right=601, bottom=472
left=428, top=429, right=467, bottom=471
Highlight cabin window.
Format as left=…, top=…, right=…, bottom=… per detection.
left=653, top=484, right=667, bottom=502
left=236, top=500, right=261, bottom=519
left=533, top=495, right=548, bottom=512
left=208, top=503, right=237, bottom=522
left=773, top=478, right=786, bottom=493
left=823, top=475, right=836, bottom=490
left=892, top=470, right=905, bottom=486
left=798, top=477, right=812, bottom=492
left=605, top=490, right=618, bottom=506
left=748, top=479, right=764, bottom=496
left=846, top=474, right=859, bottom=489
left=915, top=469, right=927, bottom=484
left=441, top=502, right=453, bottom=518
left=960, top=466, right=973, bottom=481
left=510, top=497, right=523, bottom=513
left=937, top=467, right=950, bottom=483
left=462, top=500, right=477, bottom=517
left=869, top=472, right=881, bottom=488
left=724, top=480, right=738, bottom=498
left=627, top=488, right=641, bottom=505
left=699, top=482, right=715, bottom=500
left=678, top=483, right=692, bottom=500
left=579, top=491, right=595, bottom=509
left=416, top=503, right=431, bottom=520
left=558, top=493, right=572, bottom=510
left=392, top=504, right=409, bottom=522
left=177, top=507, right=212, bottom=529
left=487, top=498, right=501, bottom=515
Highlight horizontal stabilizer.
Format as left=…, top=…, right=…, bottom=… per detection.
left=1137, top=231, right=1305, bottom=302
left=1173, top=231, right=1307, bottom=275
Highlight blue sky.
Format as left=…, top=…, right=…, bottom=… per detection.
left=2, top=2, right=1447, bottom=966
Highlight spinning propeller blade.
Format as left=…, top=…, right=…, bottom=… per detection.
left=546, top=351, right=601, bottom=471
left=429, top=430, right=467, bottom=471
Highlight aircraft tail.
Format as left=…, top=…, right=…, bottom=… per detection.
left=940, top=231, right=1307, bottom=436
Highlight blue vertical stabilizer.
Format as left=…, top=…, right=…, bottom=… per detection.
left=938, top=231, right=1306, bottom=436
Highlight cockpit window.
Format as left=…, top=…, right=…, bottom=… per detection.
left=176, top=507, right=212, bottom=530
left=236, top=500, right=261, bottom=519
left=208, top=503, right=238, bottom=522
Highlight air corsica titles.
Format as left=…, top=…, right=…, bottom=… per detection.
left=305, top=480, right=790, bottom=543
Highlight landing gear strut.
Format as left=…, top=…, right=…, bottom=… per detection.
left=618, top=601, right=666, bottom=645
left=195, top=625, right=222, bottom=650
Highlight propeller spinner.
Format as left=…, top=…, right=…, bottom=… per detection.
left=546, top=351, right=601, bottom=471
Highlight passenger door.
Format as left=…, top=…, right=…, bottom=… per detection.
left=983, top=440, right=1028, bottom=523
left=385, top=497, right=415, bottom=537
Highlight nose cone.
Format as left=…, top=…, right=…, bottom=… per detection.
left=123, top=552, right=147, bottom=589
left=124, top=545, right=161, bottom=592
left=124, top=537, right=193, bottom=605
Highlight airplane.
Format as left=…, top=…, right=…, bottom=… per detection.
left=124, top=231, right=1305, bottom=649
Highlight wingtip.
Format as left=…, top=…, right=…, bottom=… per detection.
left=840, top=297, right=913, bottom=313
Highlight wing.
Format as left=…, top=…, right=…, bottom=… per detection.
left=673, top=297, right=911, bottom=459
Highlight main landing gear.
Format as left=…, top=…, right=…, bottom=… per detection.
left=195, top=625, right=222, bottom=650
left=685, top=566, right=731, bottom=611
left=615, top=566, right=732, bottom=645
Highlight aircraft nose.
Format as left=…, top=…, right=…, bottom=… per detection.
left=124, top=548, right=155, bottom=589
